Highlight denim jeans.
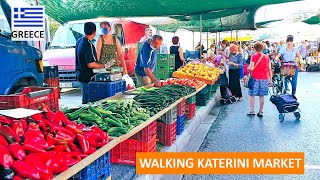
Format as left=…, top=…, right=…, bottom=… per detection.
left=285, top=67, right=298, bottom=95
left=80, top=82, right=89, bottom=104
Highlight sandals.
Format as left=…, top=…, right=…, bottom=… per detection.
left=257, top=112, right=263, bottom=117
left=247, top=112, right=255, bottom=116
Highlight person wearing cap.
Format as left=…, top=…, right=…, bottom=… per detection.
left=139, top=28, right=153, bottom=43
left=75, top=22, right=115, bottom=104
left=275, top=35, right=301, bottom=95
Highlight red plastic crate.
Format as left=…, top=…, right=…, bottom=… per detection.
left=177, top=98, right=186, bottom=116
left=44, top=78, right=60, bottom=99
left=110, top=137, right=156, bottom=165
left=130, top=121, right=157, bottom=142
left=157, top=121, right=177, bottom=147
left=185, top=102, right=196, bottom=119
left=0, top=87, right=59, bottom=112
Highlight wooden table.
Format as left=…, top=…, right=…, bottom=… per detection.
left=53, top=84, right=206, bottom=179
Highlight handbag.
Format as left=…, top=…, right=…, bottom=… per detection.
left=245, top=54, right=264, bottom=89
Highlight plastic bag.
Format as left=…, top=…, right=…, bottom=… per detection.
left=122, top=74, right=135, bottom=90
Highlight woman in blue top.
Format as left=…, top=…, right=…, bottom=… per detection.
left=227, top=44, right=244, bottom=101
left=276, top=35, right=300, bottom=95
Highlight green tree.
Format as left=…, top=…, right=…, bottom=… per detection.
left=49, top=17, right=60, bottom=40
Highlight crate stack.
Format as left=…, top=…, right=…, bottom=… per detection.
left=196, top=86, right=210, bottom=106
left=88, top=80, right=126, bottom=103
left=185, top=95, right=196, bottom=120
left=43, top=66, right=60, bottom=98
left=154, top=54, right=175, bottom=80
left=208, top=84, right=219, bottom=98
left=111, top=121, right=157, bottom=165
left=176, top=99, right=186, bottom=135
left=157, top=106, right=177, bottom=146
left=70, top=152, right=111, bottom=180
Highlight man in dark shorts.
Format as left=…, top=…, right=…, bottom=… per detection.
left=76, top=22, right=114, bottom=104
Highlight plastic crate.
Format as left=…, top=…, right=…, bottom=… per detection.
left=156, top=65, right=175, bottom=72
left=159, top=106, right=177, bottom=124
left=44, top=78, right=61, bottom=99
left=157, top=121, right=177, bottom=146
left=196, top=92, right=210, bottom=106
left=130, top=121, right=157, bottom=142
left=69, top=152, right=111, bottom=180
left=0, top=87, right=59, bottom=112
left=186, top=95, right=196, bottom=104
left=197, top=86, right=210, bottom=95
left=208, top=84, right=219, bottom=93
left=157, top=54, right=175, bottom=68
left=43, top=66, right=58, bottom=78
left=111, top=137, right=156, bottom=165
left=177, top=99, right=186, bottom=116
left=88, top=80, right=126, bottom=102
left=176, top=115, right=185, bottom=135
left=185, top=102, right=196, bottom=119
left=155, top=71, right=170, bottom=80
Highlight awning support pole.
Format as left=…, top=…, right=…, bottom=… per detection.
left=193, top=31, right=195, bottom=52
left=207, top=30, right=209, bottom=50
left=200, top=14, right=203, bottom=59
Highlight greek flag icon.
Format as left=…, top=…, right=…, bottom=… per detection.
left=12, top=6, right=45, bottom=29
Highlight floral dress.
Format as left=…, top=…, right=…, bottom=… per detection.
left=99, top=35, right=119, bottom=67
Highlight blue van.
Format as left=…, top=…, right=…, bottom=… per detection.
left=0, top=0, right=44, bottom=94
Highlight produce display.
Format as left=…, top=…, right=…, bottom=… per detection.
left=0, top=104, right=107, bottom=180
left=164, top=78, right=205, bottom=89
left=134, top=85, right=196, bottom=115
left=172, top=63, right=221, bottom=84
left=65, top=100, right=150, bottom=137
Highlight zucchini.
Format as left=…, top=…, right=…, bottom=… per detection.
left=108, top=131, right=123, bottom=137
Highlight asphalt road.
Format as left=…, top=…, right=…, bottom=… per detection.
left=183, top=72, right=320, bottom=180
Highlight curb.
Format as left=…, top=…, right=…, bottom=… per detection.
left=135, top=90, right=221, bottom=180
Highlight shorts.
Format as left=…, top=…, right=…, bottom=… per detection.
left=248, top=79, right=269, bottom=96
left=135, top=73, right=152, bottom=86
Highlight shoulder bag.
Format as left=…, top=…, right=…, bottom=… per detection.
left=244, top=54, right=264, bottom=89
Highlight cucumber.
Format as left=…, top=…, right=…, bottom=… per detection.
left=108, top=132, right=123, bottom=137
left=89, top=106, right=102, bottom=117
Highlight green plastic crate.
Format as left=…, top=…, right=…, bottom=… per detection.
left=157, top=54, right=175, bottom=68
left=208, top=84, right=219, bottom=93
left=156, top=70, right=170, bottom=80
left=156, top=65, right=175, bottom=72
left=186, top=95, right=196, bottom=104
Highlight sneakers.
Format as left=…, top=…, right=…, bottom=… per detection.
left=247, top=112, right=255, bottom=116
left=257, top=112, right=263, bottom=117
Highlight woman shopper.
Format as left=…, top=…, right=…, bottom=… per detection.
left=247, top=42, right=273, bottom=117
left=275, top=35, right=300, bottom=95
left=170, top=36, right=185, bottom=70
left=96, top=21, right=128, bottom=74
left=227, top=44, right=244, bottom=101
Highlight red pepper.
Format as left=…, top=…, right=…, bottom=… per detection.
left=55, top=110, right=71, bottom=125
left=68, top=143, right=81, bottom=152
left=25, top=154, right=50, bottom=175
left=25, top=124, right=48, bottom=149
left=40, top=172, right=53, bottom=180
left=40, top=103, right=52, bottom=113
left=46, top=134, right=67, bottom=146
left=13, top=176, right=24, bottom=180
left=65, top=121, right=82, bottom=134
left=54, top=144, right=71, bottom=152
left=8, top=142, right=26, bottom=160
left=10, top=121, right=24, bottom=143
left=11, top=160, right=41, bottom=180
left=50, top=156, right=69, bottom=174
left=88, top=134, right=106, bottom=148
left=76, top=134, right=90, bottom=154
left=0, top=145, right=13, bottom=168
left=30, top=113, right=45, bottom=122
left=45, top=111, right=59, bottom=125
left=0, top=116, right=12, bottom=125
left=0, top=125, right=18, bottom=144
left=85, top=146, right=97, bottom=155
left=0, top=134, right=8, bottom=147
left=19, top=119, right=28, bottom=132
left=92, top=126, right=108, bottom=139
left=55, top=131, right=74, bottom=144
left=79, top=123, right=86, bottom=129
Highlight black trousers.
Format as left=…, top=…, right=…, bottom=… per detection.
left=228, top=69, right=242, bottom=98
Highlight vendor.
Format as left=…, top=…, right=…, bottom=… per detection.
left=139, top=28, right=153, bottom=43
left=76, top=22, right=114, bottom=104
left=135, top=35, right=163, bottom=86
